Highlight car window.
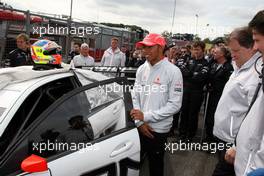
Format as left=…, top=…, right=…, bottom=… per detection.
left=86, top=82, right=123, bottom=109
left=0, top=79, right=131, bottom=175
left=0, top=76, right=79, bottom=157
left=22, top=77, right=79, bottom=130
left=28, top=81, right=125, bottom=158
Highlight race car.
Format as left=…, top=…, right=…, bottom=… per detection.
left=0, top=66, right=140, bottom=176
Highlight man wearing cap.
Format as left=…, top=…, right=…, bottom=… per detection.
left=71, top=43, right=95, bottom=68
left=130, top=33, right=183, bottom=176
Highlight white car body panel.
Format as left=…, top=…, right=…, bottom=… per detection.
left=0, top=66, right=140, bottom=176
left=47, top=128, right=140, bottom=176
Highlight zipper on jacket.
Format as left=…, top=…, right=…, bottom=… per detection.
left=230, top=116, right=234, bottom=137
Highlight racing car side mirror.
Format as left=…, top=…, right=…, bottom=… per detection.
left=21, top=154, right=48, bottom=173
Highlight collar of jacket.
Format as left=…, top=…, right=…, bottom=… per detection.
left=80, top=54, right=91, bottom=58
left=234, top=51, right=262, bottom=72
left=106, top=47, right=121, bottom=55
left=17, top=48, right=29, bottom=53
left=146, top=58, right=165, bottom=69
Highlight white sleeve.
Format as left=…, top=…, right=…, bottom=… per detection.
left=69, top=59, right=75, bottom=69
left=245, top=94, right=264, bottom=174
left=247, top=84, right=259, bottom=105
left=71, top=56, right=78, bottom=67
left=100, top=53, right=106, bottom=66
left=248, top=137, right=264, bottom=174
left=120, top=53, right=126, bottom=67
left=131, top=68, right=142, bottom=110
left=91, top=57, right=95, bottom=66
left=131, top=67, right=144, bottom=127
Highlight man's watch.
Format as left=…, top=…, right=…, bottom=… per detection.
left=135, top=120, right=144, bottom=127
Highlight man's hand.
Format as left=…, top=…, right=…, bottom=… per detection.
left=130, top=109, right=144, bottom=121
left=138, top=123, right=154, bottom=139
left=225, top=147, right=236, bottom=165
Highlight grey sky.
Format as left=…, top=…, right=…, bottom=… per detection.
left=4, top=0, right=264, bottom=39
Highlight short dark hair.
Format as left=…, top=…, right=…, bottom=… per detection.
left=249, top=10, right=264, bottom=35
left=218, top=46, right=231, bottom=61
left=228, top=27, right=254, bottom=49
left=192, top=41, right=206, bottom=51
left=74, top=43, right=81, bottom=47
left=185, top=44, right=192, bottom=50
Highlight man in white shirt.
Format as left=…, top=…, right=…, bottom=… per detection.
left=131, top=33, right=183, bottom=176
left=212, top=27, right=262, bottom=176
left=71, top=43, right=95, bottom=68
left=100, top=37, right=125, bottom=67
left=234, top=10, right=264, bottom=176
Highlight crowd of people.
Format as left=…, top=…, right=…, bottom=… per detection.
left=4, top=33, right=148, bottom=69
left=68, top=37, right=146, bottom=69
left=2, top=9, right=264, bottom=176
left=131, top=10, right=264, bottom=176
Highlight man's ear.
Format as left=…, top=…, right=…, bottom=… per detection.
left=159, top=45, right=165, bottom=56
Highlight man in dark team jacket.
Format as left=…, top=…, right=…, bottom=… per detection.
left=205, top=46, right=233, bottom=142
left=5, top=33, right=32, bottom=67
left=177, top=41, right=209, bottom=141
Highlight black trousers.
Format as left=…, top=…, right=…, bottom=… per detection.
left=139, top=131, right=168, bottom=176
left=212, top=139, right=235, bottom=176
left=205, top=91, right=222, bottom=140
left=171, top=112, right=180, bottom=133
left=179, top=90, right=204, bottom=139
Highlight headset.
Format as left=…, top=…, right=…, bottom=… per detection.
left=254, top=55, right=264, bottom=92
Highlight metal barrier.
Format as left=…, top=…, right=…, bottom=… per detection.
left=80, top=66, right=138, bottom=82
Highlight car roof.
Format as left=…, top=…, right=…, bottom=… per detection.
left=0, top=66, right=75, bottom=124
left=0, top=66, right=72, bottom=91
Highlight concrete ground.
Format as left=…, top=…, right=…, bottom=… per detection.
left=140, top=135, right=219, bottom=176
left=140, top=103, right=219, bottom=176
